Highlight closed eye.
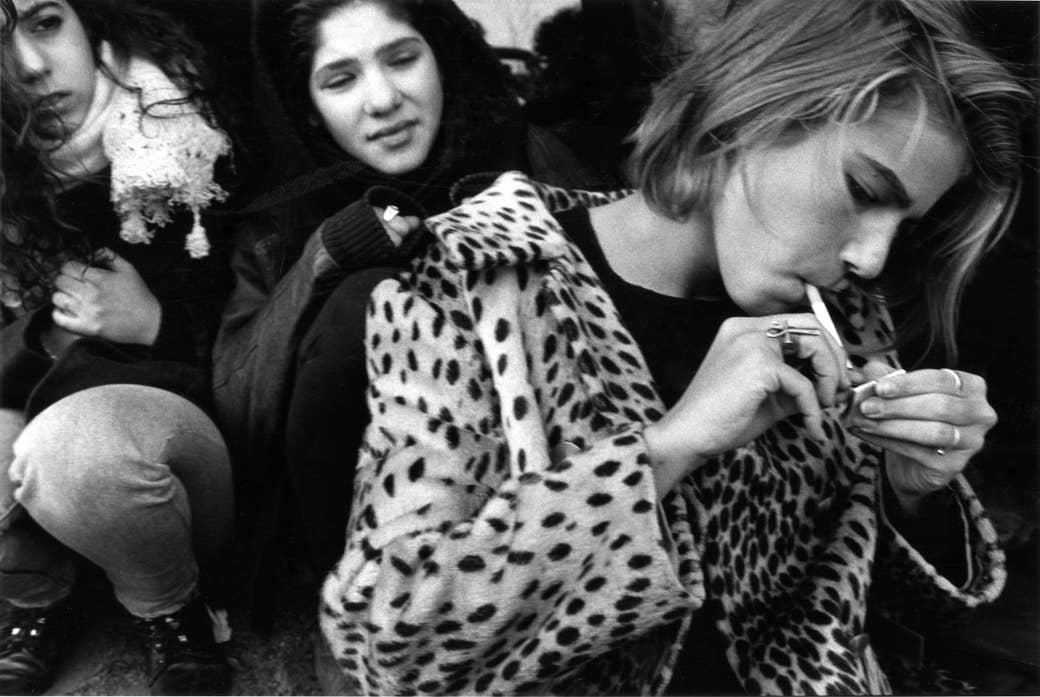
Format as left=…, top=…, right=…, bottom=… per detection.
left=320, top=72, right=357, bottom=90
left=845, top=173, right=878, bottom=207
left=31, top=13, right=62, bottom=33
left=386, top=51, right=419, bottom=68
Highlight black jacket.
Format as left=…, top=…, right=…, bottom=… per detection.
left=213, top=0, right=602, bottom=627
left=1, top=177, right=232, bottom=419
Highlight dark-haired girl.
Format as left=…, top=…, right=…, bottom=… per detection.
left=0, top=0, right=234, bottom=693
left=213, top=0, right=598, bottom=615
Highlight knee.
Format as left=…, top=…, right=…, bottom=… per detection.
left=299, top=266, right=400, bottom=363
left=10, top=386, right=194, bottom=514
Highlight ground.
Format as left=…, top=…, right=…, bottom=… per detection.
left=45, top=487, right=1039, bottom=696
left=46, top=573, right=322, bottom=696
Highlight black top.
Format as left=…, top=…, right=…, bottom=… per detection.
left=555, top=205, right=745, bottom=694
left=553, top=206, right=743, bottom=408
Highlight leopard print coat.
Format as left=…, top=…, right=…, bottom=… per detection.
left=320, top=172, right=1005, bottom=695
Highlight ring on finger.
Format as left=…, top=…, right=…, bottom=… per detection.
left=942, top=367, right=963, bottom=394
left=766, top=320, right=821, bottom=363
left=765, top=319, right=822, bottom=339
left=936, top=425, right=962, bottom=457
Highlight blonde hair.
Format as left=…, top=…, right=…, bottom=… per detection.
left=629, top=0, right=1029, bottom=360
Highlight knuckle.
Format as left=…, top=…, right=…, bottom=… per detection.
left=934, top=396, right=958, bottom=422
left=965, top=372, right=987, bottom=396
left=968, top=432, right=986, bottom=452
left=794, top=312, right=819, bottom=329
left=718, top=317, right=744, bottom=337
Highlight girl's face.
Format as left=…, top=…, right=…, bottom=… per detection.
left=308, top=1, right=444, bottom=175
left=3, top=0, right=96, bottom=137
left=711, top=110, right=968, bottom=315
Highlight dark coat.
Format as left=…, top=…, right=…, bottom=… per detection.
left=214, top=129, right=599, bottom=620
left=212, top=0, right=604, bottom=621
left=1, top=177, right=232, bottom=419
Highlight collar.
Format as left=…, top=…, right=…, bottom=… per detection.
left=427, top=171, right=628, bottom=270
left=49, top=41, right=121, bottom=184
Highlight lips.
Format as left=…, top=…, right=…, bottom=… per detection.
left=800, top=275, right=850, bottom=294
left=367, top=120, right=417, bottom=142
left=34, top=92, right=69, bottom=116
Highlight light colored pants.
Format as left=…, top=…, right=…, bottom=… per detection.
left=0, top=385, right=232, bottom=618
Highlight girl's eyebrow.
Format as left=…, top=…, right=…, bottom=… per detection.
left=313, top=37, right=422, bottom=80
left=861, top=155, right=912, bottom=209
left=377, top=36, right=423, bottom=56
left=20, top=0, right=62, bottom=21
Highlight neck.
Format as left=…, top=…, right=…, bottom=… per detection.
left=588, top=192, right=722, bottom=300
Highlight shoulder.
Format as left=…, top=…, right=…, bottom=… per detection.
left=426, top=171, right=627, bottom=273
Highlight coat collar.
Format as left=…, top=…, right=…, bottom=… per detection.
left=426, top=171, right=627, bottom=270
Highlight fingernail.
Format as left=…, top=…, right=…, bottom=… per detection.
left=876, top=381, right=895, bottom=397
left=859, top=399, right=881, bottom=416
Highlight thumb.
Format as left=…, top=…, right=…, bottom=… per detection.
left=858, top=359, right=896, bottom=383
left=386, top=215, right=421, bottom=240
left=102, top=250, right=134, bottom=272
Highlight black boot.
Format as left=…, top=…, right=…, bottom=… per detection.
left=0, top=600, right=69, bottom=696
left=132, top=596, right=231, bottom=696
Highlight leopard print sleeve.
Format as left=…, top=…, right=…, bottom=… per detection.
left=319, top=251, right=703, bottom=695
left=872, top=472, right=1005, bottom=633
left=833, top=289, right=1006, bottom=632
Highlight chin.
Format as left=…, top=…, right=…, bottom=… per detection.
left=375, top=149, right=431, bottom=176
left=723, top=285, right=775, bottom=317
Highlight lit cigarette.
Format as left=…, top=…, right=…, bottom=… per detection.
left=805, top=283, right=856, bottom=372
left=805, top=284, right=843, bottom=347
left=382, top=205, right=400, bottom=222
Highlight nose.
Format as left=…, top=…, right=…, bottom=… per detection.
left=9, top=35, right=49, bottom=85
left=840, top=214, right=900, bottom=280
left=362, top=67, right=402, bottom=116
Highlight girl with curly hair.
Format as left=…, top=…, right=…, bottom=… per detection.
left=0, top=0, right=234, bottom=693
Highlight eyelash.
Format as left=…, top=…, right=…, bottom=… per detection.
left=387, top=52, right=418, bottom=69
left=320, top=53, right=419, bottom=90
left=32, top=14, right=61, bottom=32
left=323, top=73, right=356, bottom=89
left=845, top=173, right=878, bottom=207
left=845, top=173, right=921, bottom=240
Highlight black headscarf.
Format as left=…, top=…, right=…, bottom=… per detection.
left=243, top=0, right=529, bottom=215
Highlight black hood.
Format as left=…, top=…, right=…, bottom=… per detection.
left=246, top=0, right=529, bottom=214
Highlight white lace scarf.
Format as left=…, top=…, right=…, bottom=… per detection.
left=48, top=42, right=230, bottom=258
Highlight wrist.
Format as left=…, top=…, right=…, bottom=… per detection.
left=645, top=421, right=706, bottom=497
left=883, top=460, right=948, bottom=518
left=139, top=302, right=162, bottom=346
